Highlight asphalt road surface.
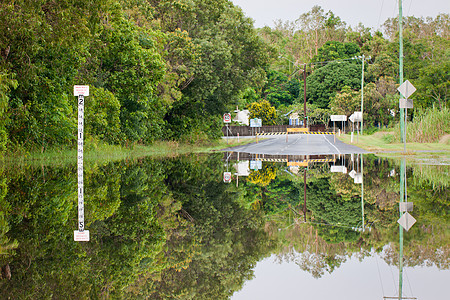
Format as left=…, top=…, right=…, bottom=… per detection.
left=222, top=134, right=368, bottom=155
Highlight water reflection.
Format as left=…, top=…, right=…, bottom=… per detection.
left=0, top=153, right=448, bottom=299
left=225, top=152, right=448, bottom=299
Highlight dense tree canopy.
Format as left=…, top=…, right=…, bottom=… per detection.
left=0, top=2, right=448, bottom=149
left=0, top=0, right=271, bottom=151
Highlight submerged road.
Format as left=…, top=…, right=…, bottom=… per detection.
left=222, top=134, right=368, bottom=155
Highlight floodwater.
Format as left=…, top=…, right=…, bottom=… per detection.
left=0, top=152, right=448, bottom=299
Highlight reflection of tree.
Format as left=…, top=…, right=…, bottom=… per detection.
left=145, top=154, right=274, bottom=299
left=0, top=167, right=18, bottom=262
left=272, top=155, right=450, bottom=276
left=306, top=177, right=361, bottom=243
left=0, top=160, right=169, bottom=298
left=274, top=223, right=349, bottom=278
left=0, top=154, right=273, bottom=298
left=247, top=164, right=277, bottom=187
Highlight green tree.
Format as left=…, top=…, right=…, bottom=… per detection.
left=262, top=70, right=299, bottom=107
left=94, top=13, right=166, bottom=143
left=301, top=61, right=361, bottom=108
left=0, top=73, right=17, bottom=152
left=248, top=100, right=277, bottom=125
left=154, top=0, right=272, bottom=140
left=311, top=41, right=360, bottom=63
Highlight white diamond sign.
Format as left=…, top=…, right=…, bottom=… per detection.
left=397, top=80, right=416, bottom=98
left=397, top=212, right=416, bottom=231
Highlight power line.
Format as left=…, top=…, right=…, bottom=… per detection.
left=377, top=0, right=386, bottom=30
left=375, top=253, right=386, bottom=297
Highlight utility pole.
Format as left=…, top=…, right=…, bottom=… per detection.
left=399, top=0, right=405, bottom=143
left=399, top=1, right=405, bottom=298
left=303, top=64, right=307, bottom=128
left=360, top=54, right=365, bottom=135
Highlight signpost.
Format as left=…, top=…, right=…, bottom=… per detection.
left=349, top=112, right=362, bottom=142
left=330, top=115, right=347, bottom=141
left=399, top=99, right=413, bottom=109
left=250, top=118, right=262, bottom=141
left=250, top=118, right=262, bottom=128
left=74, top=85, right=89, bottom=242
left=223, top=113, right=232, bottom=144
left=223, top=113, right=231, bottom=123
left=397, top=80, right=417, bottom=152
left=223, top=172, right=232, bottom=183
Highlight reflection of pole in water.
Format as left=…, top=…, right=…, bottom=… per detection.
left=399, top=158, right=405, bottom=299
left=361, top=154, right=365, bottom=232
left=385, top=158, right=417, bottom=300
left=303, top=167, right=307, bottom=222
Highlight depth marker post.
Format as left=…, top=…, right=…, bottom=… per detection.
left=74, top=85, right=90, bottom=242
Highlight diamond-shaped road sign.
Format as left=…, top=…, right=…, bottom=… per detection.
left=397, top=212, right=416, bottom=231
left=397, top=80, right=416, bottom=99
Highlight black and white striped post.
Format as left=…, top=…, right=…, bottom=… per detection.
left=74, top=85, right=90, bottom=242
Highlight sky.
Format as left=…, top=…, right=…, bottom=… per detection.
left=230, top=0, right=450, bottom=30
left=232, top=253, right=450, bottom=300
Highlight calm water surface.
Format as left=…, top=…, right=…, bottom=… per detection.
left=0, top=153, right=448, bottom=299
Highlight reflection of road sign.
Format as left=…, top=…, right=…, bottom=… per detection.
left=349, top=169, right=357, bottom=178
left=399, top=99, right=413, bottom=109
left=354, top=173, right=363, bottom=184
left=74, top=230, right=90, bottom=242
left=330, top=115, right=347, bottom=122
left=234, top=161, right=250, bottom=176
left=398, top=80, right=416, bottom=98
left=223, top=113, right=232, bottom=123
left=250, top=118, right=262, bottom=127
left=397, top=212, right=416, bottom=231
left=250, top=160, right=262, bottom=170
left=223, top=172, right=232, bottom=183
left=287, top=161, right=308, bottom=167
left=399, top=202, right=413, bottom=212
left=330, top=166, right=348, bottom=173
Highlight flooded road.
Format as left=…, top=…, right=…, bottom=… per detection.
left=223, top=134, right=368, bottom=155
left=0, top=152, right=448, bottom=299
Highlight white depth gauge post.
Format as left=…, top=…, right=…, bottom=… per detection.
left=73, top=85, right=90, bottom=242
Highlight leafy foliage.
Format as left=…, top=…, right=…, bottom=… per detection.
left=248, top=100, right=277, bottom=125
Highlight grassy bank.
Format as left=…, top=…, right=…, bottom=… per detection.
left=338, top=131, right=449, bottom=152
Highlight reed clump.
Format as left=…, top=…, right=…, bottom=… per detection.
left=393, top=106, right=449, bottom=143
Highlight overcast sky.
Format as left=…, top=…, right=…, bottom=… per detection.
left=231, top=0, right=450, bottom=30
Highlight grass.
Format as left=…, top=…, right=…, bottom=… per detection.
left=339, top=131, right=449, bottom=152
left=339, top=106, right=450, bottom=158
left=337, top=130, right=450, bottom=164
left=394, top=106, right=450, bottom=143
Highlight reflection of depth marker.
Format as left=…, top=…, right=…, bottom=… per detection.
left=74, top=86, right=90, bottom=242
